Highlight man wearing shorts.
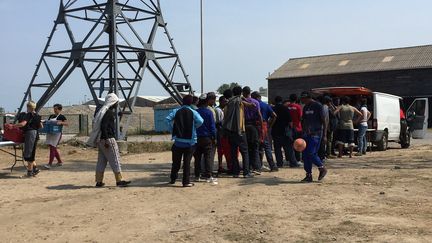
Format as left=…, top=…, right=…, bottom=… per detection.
left=334, top=96, right=362, bottom=158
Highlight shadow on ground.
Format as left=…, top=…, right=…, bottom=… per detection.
left=326, top=156, right=432, bottom=170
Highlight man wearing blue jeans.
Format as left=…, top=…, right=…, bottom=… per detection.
left=251, top=91, right=278, bottom=172
left=300, top=91, right=328, bottom=182
left=356, top=98, right=371, bottom=156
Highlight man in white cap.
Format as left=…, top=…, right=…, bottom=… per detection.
left=87, top=93, right=131, bottom=187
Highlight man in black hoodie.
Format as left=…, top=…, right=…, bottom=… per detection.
left=272, top=96, right=299, bottom=168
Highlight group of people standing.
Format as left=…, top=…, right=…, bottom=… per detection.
left=13, top=95, right=132, bottom=188
left=14, top=102, right=67, bottom=177
left=166, top=87, right=331, bottom=187
left=13, top=89, right=371, bottom=188
left=318, top=96, right=371, bottom=160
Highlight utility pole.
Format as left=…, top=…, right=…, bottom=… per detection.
left=200, top=0, right=204, bottom=94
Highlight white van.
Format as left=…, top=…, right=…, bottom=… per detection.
left=312, top=87, right=429, bottom=151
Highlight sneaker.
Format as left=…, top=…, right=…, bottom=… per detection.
left=354, top=152, right=362, bottom=156
left=261, top=165, right=271, bottom=171
left=56, top=163, right=63, bottom=167
left=218, top=168, right=227, bottom=174
left=183, top=183, right=195, bottom=187
left=270, top=167, right=279, bottom=172
left=95, top=182, right=105, bottom=187
left=195, top=176, right=204, bottom=182
left=43, top=164, right=52, bottom=169
left=318, top=167, right=328, bottom=181
left=289, top=162, right=302, bottom=168
left=243, top=173, right=254, bottom=178
left=26, top=171, right=34, bottom=177
left=206, top=177, right=218, bottom=185
left=32, top=167, right=40, bottom=176
left=362, top=151, right=367, bottom=155
left=301, top=174, right=313, bottom=183
left=116, top=180, right=131, bottom=187
left=233, top=174, right=240, bottom=178
left=252, top=170, right=261, bottom=175
left=169, top=179, right=176, bottom=185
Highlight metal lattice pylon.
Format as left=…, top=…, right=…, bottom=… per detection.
left=18, top=0, right=193, bottom=138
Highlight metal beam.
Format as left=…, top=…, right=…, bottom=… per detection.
left=18, top=0, right=193, bottom=139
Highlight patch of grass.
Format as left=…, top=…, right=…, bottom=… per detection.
left=127, top=129, right=170, bottom=136
left=127, top=141, right=173, bottom=153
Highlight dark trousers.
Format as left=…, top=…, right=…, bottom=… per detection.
left=326, top=130, right=334, bottom=156
left=273, top=135, right=297, bottom=167
left=318, top=134, right=326, bottom=160
left=246, top=124, right=261, bottom=171
left=194, top=137, right=214, bottom=178
left=170, top=145, right=195, bottom=185
left=228, top=132, right=250, bottom=176
left=259, top=138, right=276, bottom=169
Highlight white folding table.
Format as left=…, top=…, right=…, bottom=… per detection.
left=0, top=141, right=24, bottom=172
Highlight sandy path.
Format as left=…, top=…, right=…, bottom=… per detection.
left=0, top=144, right=431, bottom=242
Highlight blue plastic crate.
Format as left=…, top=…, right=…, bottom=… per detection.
left=154, top=105, right=180, bottom=133
left=40, top=121, right=63, bottom=134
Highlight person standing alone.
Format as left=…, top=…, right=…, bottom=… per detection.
left=87, top=93, right=131, bottom=187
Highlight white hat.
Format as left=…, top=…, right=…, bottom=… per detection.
left=199, top=93, right=207, bottom=100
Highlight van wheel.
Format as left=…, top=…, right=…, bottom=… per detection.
left=401, top=131, right=411, bottom=149
left=377, top=132, right=388, bottom=151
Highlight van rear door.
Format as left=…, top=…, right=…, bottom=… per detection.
left=407, top=98, right=429, bottom=139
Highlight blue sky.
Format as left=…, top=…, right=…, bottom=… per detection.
left=1, top=0, right=432, bottom=112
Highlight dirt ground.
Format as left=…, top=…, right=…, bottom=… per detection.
left=0, top=141, right=431, bottom=243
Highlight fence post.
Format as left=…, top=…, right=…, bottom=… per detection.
left=78, top=114, right=83, bottom=135
left=139, top=113, right=142, bottom=133
left=86, top=114, right=89, bottom=136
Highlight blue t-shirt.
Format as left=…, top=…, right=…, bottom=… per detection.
left=259, top=100, right=274, bottom=122
left=303, top=101, right=325, bottom=135
left=196, top=107, right=216, bottom=138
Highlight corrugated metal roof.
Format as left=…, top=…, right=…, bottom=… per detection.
left=268, top=45, right=432, bottom=79
left=136, top=96, right=169, bottom=103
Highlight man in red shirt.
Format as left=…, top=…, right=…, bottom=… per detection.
left=286, top=94, right=303, bottom=163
